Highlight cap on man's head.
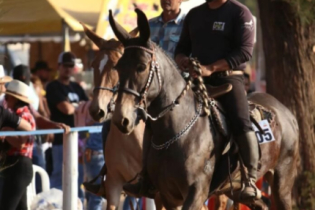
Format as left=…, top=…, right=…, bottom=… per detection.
left=13, top=64, right=31, bottom=86
left=58, top=52, right=76, bottom=65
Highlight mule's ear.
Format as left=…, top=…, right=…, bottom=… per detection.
left=80, top=22, right=106, bottom=49
left=129, top=27, right=139, bottom=38
left=109, top=10, right=131, bottom=44
left=135, top=9, right=150, bottom=43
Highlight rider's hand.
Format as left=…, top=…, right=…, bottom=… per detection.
left=178, top=56, right=190, bottom=72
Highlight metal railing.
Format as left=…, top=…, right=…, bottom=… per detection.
left=0, top=126, right=102, bottom=210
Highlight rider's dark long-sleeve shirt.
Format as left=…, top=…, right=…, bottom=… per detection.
left=174, top=0, right=255, bottom=70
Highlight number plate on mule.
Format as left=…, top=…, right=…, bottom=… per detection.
left=252, top=119, right=275, bottom=144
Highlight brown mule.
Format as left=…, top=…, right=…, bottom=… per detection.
left=81, top=23, right=167, bottom=210
left=109, top=9, right=299, bottom=210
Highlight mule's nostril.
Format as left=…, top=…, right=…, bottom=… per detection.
left=98, top=109, right=105, bottom=118
left=122, top=118, right=129, bottom=127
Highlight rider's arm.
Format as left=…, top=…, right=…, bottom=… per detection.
left=223, top=8, right=255, bottom=69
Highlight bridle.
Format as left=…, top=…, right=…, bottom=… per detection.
left=119, top=44, right=162, bottom=110
left=119, top=44, right=191, bottom=121
left=93, top=47, right=123, bottom=112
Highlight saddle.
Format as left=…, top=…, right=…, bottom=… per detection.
left=207, top=83, right=233, bottom=98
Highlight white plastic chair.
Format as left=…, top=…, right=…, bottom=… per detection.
left=27, top=164, right=50, bottom=210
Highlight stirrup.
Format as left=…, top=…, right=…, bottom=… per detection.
left=240, top=178, right=262, bottom=201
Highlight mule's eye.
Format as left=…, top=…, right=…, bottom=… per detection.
left=136, top=64, right=147, bottom=72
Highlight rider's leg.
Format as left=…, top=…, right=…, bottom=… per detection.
left=210, top=74, right=261, bottom=200
left=123, top=123, right=155, bottom=198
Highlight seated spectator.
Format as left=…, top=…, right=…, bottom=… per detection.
left=0, top=80, right=36, bottom=210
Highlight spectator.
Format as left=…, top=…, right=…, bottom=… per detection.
left=0, top=80, right=36, bottom=210
left=31, top=75, right=50, bottom=118
left=13, top=64, right=40, bottom=111
left=75, top=101, right=106, bottom=210
left=46, top=52, right=88, bottom=201
left=31, top=60, right=51, bottom=88
left=12, top=64, right=69, bottom=193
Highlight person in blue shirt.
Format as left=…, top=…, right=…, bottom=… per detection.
left=148, top=0, right=188, bottom=58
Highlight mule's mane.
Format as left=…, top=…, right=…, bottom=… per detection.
left=151, top=41, right=182, bottom=74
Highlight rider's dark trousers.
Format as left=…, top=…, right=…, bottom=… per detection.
left=204, top=74, right=252, bottom=136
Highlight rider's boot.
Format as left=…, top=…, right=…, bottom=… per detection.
left=235, top=131, right=262, bottom=200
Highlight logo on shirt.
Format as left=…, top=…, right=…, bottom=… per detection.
left=243, top=19, right=254, bottom=31
left=68, top=92, right=79, bottom=102
left=213, top=22, right=225, bottom=31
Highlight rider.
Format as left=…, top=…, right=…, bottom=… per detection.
left=175, top=0, right=260, bottom=200
left=123, top=0, right=190, bottom=198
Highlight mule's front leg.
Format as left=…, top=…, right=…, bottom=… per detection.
left=105, top=173, right=124, bottom=210
left=182, top=182, right=209, bottom=210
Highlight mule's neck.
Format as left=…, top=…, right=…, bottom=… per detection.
left=151, top=49, right=190, bottom=108
left=148, top=48, right=197, bottom=140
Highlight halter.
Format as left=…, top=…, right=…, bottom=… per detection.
left=120, top=45, right=162, bottom=111
left=93, top=47, right=122, bottom=113
left=93, top=47, right=123, bottom=94
left=120, top=44, right=192, bottom=121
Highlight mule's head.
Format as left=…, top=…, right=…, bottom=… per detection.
left=81, top=23, right=123, bottom=122
left=109, top=9, right=161, bottom=134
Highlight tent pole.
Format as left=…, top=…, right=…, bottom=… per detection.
left=62, top=19, right=71, bottom=52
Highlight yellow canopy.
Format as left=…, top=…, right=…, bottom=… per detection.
left=96, top=0, right=162, bottom=40
left=0, top=0, right=97, bottom=36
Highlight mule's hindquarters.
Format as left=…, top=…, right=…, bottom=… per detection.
left=248, top=93, right=299, bottom=210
